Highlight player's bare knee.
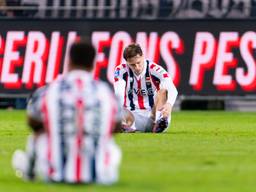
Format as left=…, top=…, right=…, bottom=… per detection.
left=126, top=111, right=135, bottom=126
left=122, top=108, right=135, bottom=126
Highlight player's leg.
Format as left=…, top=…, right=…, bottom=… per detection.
left=34, top=134, right=49, bottom=181
left=96, top=139, right=122, bottom=184
left=132, top=112, right=154, bottom=132
left=121, top=108, right=136, bottom=132
left=12, top=133, right=48, bottom=181
left=12, top=134, right=37, bottom=180
left=121, top=108, right=155, bottom=132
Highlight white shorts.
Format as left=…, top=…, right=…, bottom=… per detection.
left=132, top=110, right=171, bottom=132
left=132, top=110, right=154, bottom=132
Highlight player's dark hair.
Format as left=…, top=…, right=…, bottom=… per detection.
left=123, top=43, right=143, bottom=60
left=69, top=39, right=96, bottom=70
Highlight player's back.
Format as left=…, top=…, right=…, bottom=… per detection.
left=41, top=70, right=120, bottom=183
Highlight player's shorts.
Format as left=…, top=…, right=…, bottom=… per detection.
left=132, top=111, right=154, bottom=132
left=132, top=110, right=171, bottom=133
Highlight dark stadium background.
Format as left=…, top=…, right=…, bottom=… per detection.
left=0, top=0, right=256, bottom=111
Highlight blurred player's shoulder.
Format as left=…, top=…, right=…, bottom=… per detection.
left=97, top=79, right=113, bottom=92
left=29, top=85, right=48, bottom=103
left=96, top=79, right=117, bottom=99
left=114, top=63, right=128, bottom=82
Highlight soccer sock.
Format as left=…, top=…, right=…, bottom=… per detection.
left=130, top=121, right=136, bottom=130
left=155, top=111, right=162, bottom=122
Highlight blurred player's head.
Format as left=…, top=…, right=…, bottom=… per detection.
left=123, top=43, right=144, bottom=76
left=69, top=39, right=96, bottom=72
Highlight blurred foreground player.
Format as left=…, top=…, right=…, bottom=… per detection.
left=12, top=40, right=122, bottom=184
left=114, top=43, right=178, bottom=133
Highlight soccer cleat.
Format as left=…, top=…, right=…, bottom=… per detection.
left=152, top=117, right=168, bottom=133
left=12, top=150, right=29, bottom=179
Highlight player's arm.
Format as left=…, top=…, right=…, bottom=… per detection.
left=160, top=75, right=178, bottom=113
left=151, top=64, right=178, bottom=117
left=113, top=67, right=126, bottom=106
left=113, top=66, right=136, bottom=132
left=27, top=116, right=44, bottom=136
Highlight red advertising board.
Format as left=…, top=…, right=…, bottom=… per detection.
left=0, top=19, right=256, bottom=97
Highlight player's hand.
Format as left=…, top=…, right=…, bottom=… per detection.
left=160, top=103, right=172, bottom=118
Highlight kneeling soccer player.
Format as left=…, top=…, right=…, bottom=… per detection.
left=12, top=40, right=122, bottom=184
left=114, top=43, right=178, bottom=133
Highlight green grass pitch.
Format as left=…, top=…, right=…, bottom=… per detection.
left=0, top=110, right=256, bottom=192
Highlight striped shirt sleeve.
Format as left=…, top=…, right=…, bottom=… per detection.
left=150, top=63, right=178, bottom=106
left=113, top=65, right=126, bottom=106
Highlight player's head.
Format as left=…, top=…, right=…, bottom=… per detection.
left=123, top=43, right=144, bottom=76
left=69, top=39, right=96, bottom=72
